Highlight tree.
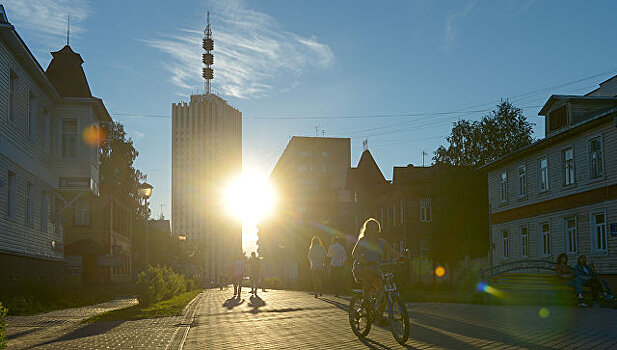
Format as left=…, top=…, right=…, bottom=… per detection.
left=433, top=100, right=534, bottom=167
left=99, top=121, right=149, bottom=217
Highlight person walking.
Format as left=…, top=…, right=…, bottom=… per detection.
left=249, top=252, right=261, bottom=296
left=307, top=235, right=327, bottom=298
left=232, top=254, right=246, bottom=299
left=328, top=236, right=347, bottom=297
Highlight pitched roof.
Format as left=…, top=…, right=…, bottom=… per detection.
left=45, top=45, right=93, bottom=98
left=346, top=149, right=387, bottom=188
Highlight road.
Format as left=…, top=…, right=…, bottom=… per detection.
left=6, top=288, right=617, bottom=349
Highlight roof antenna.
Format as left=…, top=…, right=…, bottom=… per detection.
left=66, top=14, right=70, bottom=46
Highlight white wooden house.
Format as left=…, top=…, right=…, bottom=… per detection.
left=485, top=76, right=617, bottom=276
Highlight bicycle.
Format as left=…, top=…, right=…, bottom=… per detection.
left=348, top=259, right=410, bottom=345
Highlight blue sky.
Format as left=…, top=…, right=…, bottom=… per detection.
left=7, top=0, right=617, bottom=251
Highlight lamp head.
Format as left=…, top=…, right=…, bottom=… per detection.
left=138, top=182, right=154, bottom=199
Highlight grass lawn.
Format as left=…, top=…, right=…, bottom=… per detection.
left=1, top=287, right=115, bottom=316
left=84, top=289, right=202, bottom=323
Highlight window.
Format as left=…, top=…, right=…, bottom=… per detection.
left=591, top=211, right=607, bottom=252
left=321, top=152, right=328, bottom=157
left=41, top=191, right=49, bottom=232
left=400, top=200, right=404, bottom=225
left=28, top=91, right=36, bottom=139
left=562, top=148, right=575, bottom=186
left=399, top=240, right=405, bottom=255
left=392, top=202, right=397, bottom=226
left=589, top=137, right=604, bottom=179
left=541, top=223, right=551, bottom=257
left=74, top=198, right=90, bottom=226
left=539, top=157, right=549, bottom=192
left=420, top=198, right=431, bottom=222
left=62, top=119, right=78, bottom=158
left=500, top=171, right=508, bottom=203
left=565, top=217, right=577, bottom=254
left=520, top=227, right=528, bottom=258
left=518, top=165, right=526, bottom=198
left=7, top=171, right=16, bottom=220
left=548, top=105, right=567, bottom=131
left=9, top=69, right=18, bottom=122
left=502, top=231, right=510, bottom=258
left=26, top=182, right=33, bottom=226
left=42, top=107, right=50, bottom=152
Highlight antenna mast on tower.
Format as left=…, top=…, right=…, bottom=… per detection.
left=202, top=12, right=214, bottom=94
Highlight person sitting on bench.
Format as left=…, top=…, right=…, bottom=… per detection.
left=574, top=255, right=614, bottom=306
left=555, top=253, right=586, bottom=307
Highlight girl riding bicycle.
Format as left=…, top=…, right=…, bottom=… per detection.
left=352, top=218, right=402, bottom=323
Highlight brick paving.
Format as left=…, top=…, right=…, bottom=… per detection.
left=6, top=289, right=617, bottom=349
left=184, top=288, right=617, bottom=349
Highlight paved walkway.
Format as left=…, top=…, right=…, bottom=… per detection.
left=184, top=289, right=617, bottom=349
left=6, top=289, right=617, bottom=349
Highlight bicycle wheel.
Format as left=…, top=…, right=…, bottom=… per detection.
left=388, top=294, right=409, bottom=345
left=349, top=294, right=371, bottom=338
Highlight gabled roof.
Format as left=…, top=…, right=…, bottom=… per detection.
left=45, top=45, right=93, bottom=98
left=538, top=95, right=617, bottom=115
left=345, top=149, right=387, bottom=188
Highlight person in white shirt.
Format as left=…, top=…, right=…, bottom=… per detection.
left=327, top=236, right=347, bottom=297
left=232, top=254, right=246, bottom=299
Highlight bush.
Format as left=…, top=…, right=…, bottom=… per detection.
left=136, top=265, right=186, bottom=306
left=264, top=277, right=282, bottom=289
left=0, top=301, right=7, bottom=349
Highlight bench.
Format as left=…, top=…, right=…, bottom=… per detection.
left=477, top=260, right=591, bottom=305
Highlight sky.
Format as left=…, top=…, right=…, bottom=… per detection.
left=7, top=0, right=617, bottom=253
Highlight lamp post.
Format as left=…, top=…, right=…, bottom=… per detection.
left=138, top=182, right=153, bottom=279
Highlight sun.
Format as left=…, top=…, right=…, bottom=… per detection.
left=223, top=170, right=277, bottom=224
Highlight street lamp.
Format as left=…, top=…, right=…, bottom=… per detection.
left=138, top=182, right=154, bottom=279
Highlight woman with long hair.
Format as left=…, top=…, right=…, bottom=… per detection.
left=352, top=218, right=402, bottom=323
left=307, top=235, right=327, bottom=297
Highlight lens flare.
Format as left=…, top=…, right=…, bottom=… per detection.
left=538, top=307, right=550, bottom=318
left=82, top=125, right=105, bottom=147
left=476, top=282, right=502, bottom=297
left=435, top=266, right=446, bottom=277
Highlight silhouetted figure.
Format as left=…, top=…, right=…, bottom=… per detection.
left=307, top=235, right=327, bottom=297
left=555, top=253, right=585, bottom=307
left=574, top=255, right=614, bottom=307
left=232, top=254, right=246, bottom=299
left=328, top=236, right=347, bottom=297
left=352, top=218, right=401, bottom=325
left=249, top=252, right=260, bottom=296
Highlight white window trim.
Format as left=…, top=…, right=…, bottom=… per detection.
left=61, top=119, right=79, bottom=160
left=502, top=231, right=510, bottom=259
left=539, top=156, right=549, bottom=193
left=517, top=165, right=527, bottom=198
left=564, top=216, right=577, bottom=255
left=520, top=226, right=529, bottom=258
left=561, top=146, right=575, bottom=187
left=500, top=170, right=508, bottom=203
left=587, top=134, right=604, bottom=181
left=590, top=209, right=608, bottom=254
left=420, top=198, right=432, bottom=223
left=540, top=222, right=551, bottom=258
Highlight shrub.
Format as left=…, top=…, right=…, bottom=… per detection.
left=264, top=277, right=282, bottom=289
left=0, top=301, right=7, bottom=349
left=136, top=265, right=186, bottom=306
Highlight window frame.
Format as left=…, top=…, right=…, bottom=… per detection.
left=7, top=171, right=16, bottom=221
left=8, top=69, right=18, bottom=123
left=539, top=156, right=549, bottom=193
left=74, top=198, right=91, bottom=226
left=562, top=146, right=575, bottom=187
left=564, top=216, right=577, bottom=254
left=61, top=119, right=79, bottom=159
left=590, top=209, right=608, bottom=254
left=520, top=226, right=528, bottom=258
left=500, top=170, right=508, bottom=203
left=502, top=231, right=510, bottom=259
left=540, top=222, right=551, bottom=257
left=517, top=165, right=527, bottom=198
left=420, top=198, right=432, bottom=223
left=25, top=182, right=34, bottom=226
left=587, top=135, right=604, bottom=180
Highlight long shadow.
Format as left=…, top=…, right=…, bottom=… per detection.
left=222, top=297, right=244, bottom=310
left=248, top=295, right=266, bottom=314
left=7, top=328, right=40, bottom=340
left=26, top=321, right=125, bottom=349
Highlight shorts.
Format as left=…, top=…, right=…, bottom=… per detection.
left=352, top=262, right=382, bottom=283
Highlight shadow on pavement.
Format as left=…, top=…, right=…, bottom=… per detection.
left=248, top=295, right=266, bottom=314
left=223, top=297, right=245, bottom=309
left=7, top=328, right=40, bottom=340
left=26, top=321, right=125, bottom=349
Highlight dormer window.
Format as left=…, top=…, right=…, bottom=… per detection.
left=548, top=106, right=567, bottom=132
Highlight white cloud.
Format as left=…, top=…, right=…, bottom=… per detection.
left=3, top=0, right=91, bottom=45
left=133, top=131, right=145, bottom=140
left=443, top=1, right=478, bottom=52
left=145, top=0, right=334, bottom=99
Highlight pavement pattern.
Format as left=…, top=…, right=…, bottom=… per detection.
left=6, top=288, right=617, bottom=349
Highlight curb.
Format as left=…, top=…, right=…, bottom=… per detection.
left=166, top=290, right=205, bottom=350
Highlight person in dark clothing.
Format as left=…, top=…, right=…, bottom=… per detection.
left=574, top=255, right=614, bottom=307
left=555, top=253, right=585, bottom=307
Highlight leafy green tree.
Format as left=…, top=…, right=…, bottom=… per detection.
left=0, top=301, right=7, bottom=349
left=100, top=121, right=149, bottom=217
left=434, top=100, right=534, bottom=167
